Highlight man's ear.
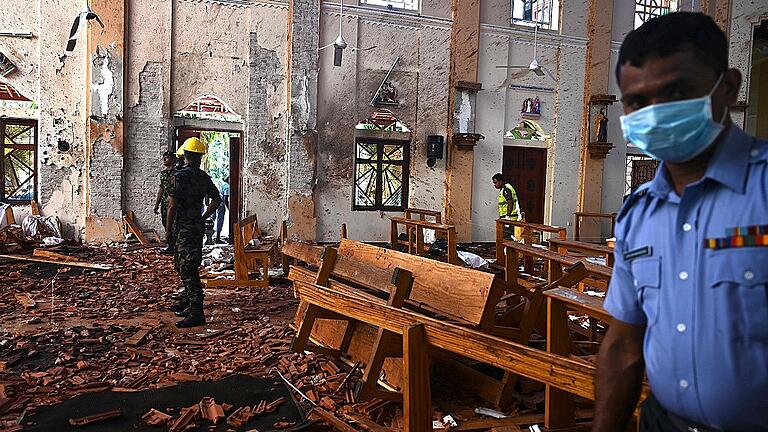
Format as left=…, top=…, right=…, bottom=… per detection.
left=722, top=68, right=742, bottom=106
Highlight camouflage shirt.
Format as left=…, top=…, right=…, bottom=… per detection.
left=159, top=168, right=175, bottom=206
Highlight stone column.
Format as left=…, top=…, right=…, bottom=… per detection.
left=85, top=0, right=125, bottom=239
left=444, top=0, right=482, bottom=242
left=576, top=0, right=614, bottom=230
left=286, top=0, right=320, bottom=241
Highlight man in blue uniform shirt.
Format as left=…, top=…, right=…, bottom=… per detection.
left=594, top=13, right=768, bottom=432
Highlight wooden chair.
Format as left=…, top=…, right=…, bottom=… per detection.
left=204, top=214, right=275, bottom=288
left=123, top=211, right=162, bottom=246
left=574, top=211, right=617, bottom=243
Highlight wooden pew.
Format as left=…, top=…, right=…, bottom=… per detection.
left=286, top=239, right=543, bottom=407
left=548, top=238, right=614, bottom=267
left=495, top=219, right=567, bottom=274
left=389, top=216, right=459, bottom=265
left=502, top=240, right=612, bottom=292
left=574, top=212, right=617, bottom=243
left=404, top=208, right=441, bottom=224
left=544, top=288, right=613, bottom=429
left=204, top=214, right=276, bottom=288
left=294, top=280, right=647, bottom=430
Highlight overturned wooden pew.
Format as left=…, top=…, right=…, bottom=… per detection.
left=293, top=280, right=644, bottom=431
left=204, top=214, right=276, bottom=288
left=284, top=239, right=545, bottom=407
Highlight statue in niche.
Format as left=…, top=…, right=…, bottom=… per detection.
left=595, top=108, right=608, bottom=142
left=377, top=82, right=399, bottom=105
left=521, top=97, right=541, bottom=115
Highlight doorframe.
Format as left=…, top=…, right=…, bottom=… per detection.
left=502, top=138, right=554, bottom=226
left=174, top=125, right=243, bottom=243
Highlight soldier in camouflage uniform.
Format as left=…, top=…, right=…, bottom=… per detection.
left=166, top=137, right=221, bottom=328
left=155, top=151, right=176, bottom=254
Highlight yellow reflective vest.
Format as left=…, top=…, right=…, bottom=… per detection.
left=498, top=183, right=521, bottom=220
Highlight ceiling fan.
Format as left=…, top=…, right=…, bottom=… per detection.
left=496, top=25, right=555, bottom=81
left=319, top=0, right=376, bottom=67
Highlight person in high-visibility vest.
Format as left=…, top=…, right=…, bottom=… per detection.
left=492, top=173, right=522, bottom=239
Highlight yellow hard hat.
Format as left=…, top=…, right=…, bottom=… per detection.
left=178, top=137, right=206, bottom=155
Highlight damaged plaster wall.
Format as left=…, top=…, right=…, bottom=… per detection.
left=123, top=0, right=172, bottom=232
left=36, top=0, right=89, bottom=239
left=315, top=9, right=452, bottom=242
left=729, top=0, right=767, bottom=129
left=244, top=3, right=290, bottom=236
left=172, top=0, right=250, bottom=119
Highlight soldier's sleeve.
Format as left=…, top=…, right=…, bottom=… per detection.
left=168, top=171, right=182, bottom=198
left=603, top=188, right=649, bottom=325
left=206, top=176, right=222, bottom=202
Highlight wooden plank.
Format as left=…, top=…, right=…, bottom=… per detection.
left=0, top=254, right=118, bottom=270
left=123, top=213, right=151, bottom=246
left=389, top=216, right=454, bottom=231
left=14, top=293, right=35, bottom=308
left=543, top=288, right=610, bottom=323
left=30, top=200, right=41, bottom=216
left=3, top=206, right=14, bottom=225
left=33, top=249, right=74, bottom=261
left=403, top=324, right=431, bottom=432
left=548, top=239, right=613, bottom=255
left=496, top=219, right=567, bottom=235
left=309, top=407, right=358, bottom=432
left=282, top=240, right=323, bottom=267
left=125, top=328, right=151, bottom=346
left=338, top=240, right=496, bottom=325
left=294, top=281, right=597, bottom=400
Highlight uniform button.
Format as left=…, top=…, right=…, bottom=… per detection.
left=679, top=379, right=689, bottom=389
left=751, top=149, right=759, bottom=157
left=744, top=271, right=755, bottom=281
left=682, top=223, right=692, bottom=232
left=679, top=271, right=689, bottom=281
left=677, top=323, right=686, bottom=332
left=634, top=279, right=638, bottom=287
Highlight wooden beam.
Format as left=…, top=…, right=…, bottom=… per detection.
left=403, top=324, right=431, bottom=432
left=294, top=281, right=597, bottom=400
left=0, top=254, right=119, bottom=270
left=545, top=297, right=576, bottom=429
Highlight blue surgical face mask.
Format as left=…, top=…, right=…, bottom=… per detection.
left=620, top=75, right=726, bottom=163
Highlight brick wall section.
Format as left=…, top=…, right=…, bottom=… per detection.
left=244, top=32, right=287, bottom=234
left=124, top=62, right=169, bottom=232
left=286, top=0, right=320, bottom=239
left=89, top=136, right=124, bottom=218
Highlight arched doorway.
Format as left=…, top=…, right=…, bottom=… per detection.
left=174, top=95, right=243, bottom=243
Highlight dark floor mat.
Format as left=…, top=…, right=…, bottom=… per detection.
left=25, top=374, right=308, bottom=432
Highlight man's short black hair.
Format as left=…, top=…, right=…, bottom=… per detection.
left=184, top=150, right=203, bottom=165
left=162, top=150, right=175, bottom=158
left=492, top=173, right=504, bottom=182
left=616, top=12, right=727, bottom=84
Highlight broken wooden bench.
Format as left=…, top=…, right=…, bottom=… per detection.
left=548, top=238, right=615, bottom=268
left=204, top=213, right=276, bottom=288
left=292, top=279, right=635, bottom=431
left=388, top=216, right=459, bottom=265
left=573, top=211, right=617, bottom=242
left=284, top=238, right=541, bottom=407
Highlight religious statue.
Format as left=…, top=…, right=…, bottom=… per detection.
left=532, top=97, right=541, bottom=114
left=379, top=82, right=399, bottom=105
left=595, top=108, right=608, bottom=142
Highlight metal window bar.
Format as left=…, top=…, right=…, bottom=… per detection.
left=0, top=119, right=37, bottom=203
left=353, top=139, right=409, bottom=211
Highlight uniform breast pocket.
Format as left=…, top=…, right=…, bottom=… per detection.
left=632, top=258, right=661, bottom=327
left=706, top=249, right=768, bottom=342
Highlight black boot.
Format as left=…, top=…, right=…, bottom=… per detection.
left=175, top=303, right=205, bottom=328
left=169, top=297, right=189, bottom=313
left=174, top=306, right=190, bottom=317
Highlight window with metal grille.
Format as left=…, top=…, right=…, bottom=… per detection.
left=353, top=139, right=409, bottom=211
left=360, top=0, right=418, bottom=11
left=1, top=119, right=37, bottom=203
left=625, top=154, right=659, bottom=195
left=634, top=0, right=677, bottom=29
left=512, top=0, right=560, bottom=30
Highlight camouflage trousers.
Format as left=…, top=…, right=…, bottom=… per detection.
left=174, top=223, right=204, bottom=305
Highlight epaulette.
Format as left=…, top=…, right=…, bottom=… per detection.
left=616, top=184, right=650, bottom=223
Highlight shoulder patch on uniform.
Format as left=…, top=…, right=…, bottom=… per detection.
left=616, top=184, right=651, bottom=223
left=748, top=137, right=768, bottom=163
